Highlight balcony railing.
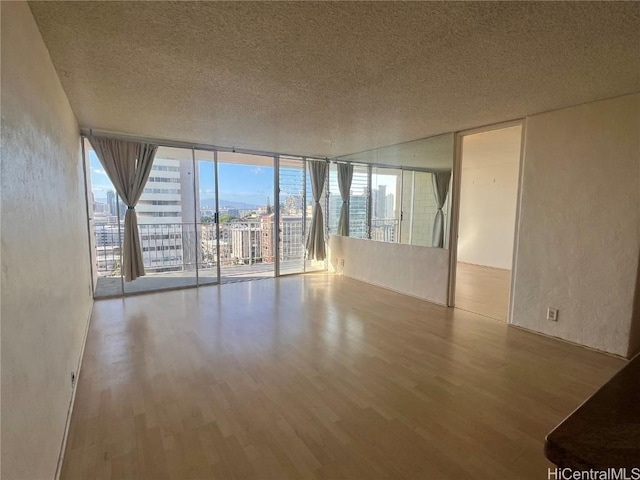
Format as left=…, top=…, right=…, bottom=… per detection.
left=94, top=220, right=308, bottom=277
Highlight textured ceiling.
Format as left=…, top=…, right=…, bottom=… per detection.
left=29, top=1, right=640, bottom=158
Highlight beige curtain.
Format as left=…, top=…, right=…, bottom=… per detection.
left=431, top=170, right=452, bottom=248
left=337, top=163, right=354, bottom=236
left=305, top=160, right=328, bottom=260
left=89, top=136, right=158, bottom=281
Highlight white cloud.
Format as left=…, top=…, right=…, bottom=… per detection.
left=93, top=168, right=107, bottom=176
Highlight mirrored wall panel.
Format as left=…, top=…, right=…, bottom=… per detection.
left=332, top=133, right=454, bottom=248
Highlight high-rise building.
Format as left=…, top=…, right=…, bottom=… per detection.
left=374, top=185, right=387, bottom=219
left=386, top=193, right=395, bottom=220
left=106, top=190, right=116, bottom=216
left=134, top=157, right=200, bottom=273
left=349, top=195, right=368, bottom=238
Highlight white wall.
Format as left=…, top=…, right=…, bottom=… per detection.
left=1, top=3, right=93, bottom=479
left=511, top=94, right=640, bottom=357
left=328, top=236, right=449, bottom=305
left=457, top=125, right=522, bottom=269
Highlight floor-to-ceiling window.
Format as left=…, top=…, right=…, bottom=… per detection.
left=370, top=167, right=402, bottom=242
left=196, top=149, right=219, bottom=286
left=305, top=163, right=328, bottom=272
left=124, top=146, right=198, bottom=295
left=216, top=151, right=276, bottom=281
left=87, top=139, right=125, bottom=297
left=86, top=137, right=332, bottom=298
left=279, top=156, right=306, bottom=275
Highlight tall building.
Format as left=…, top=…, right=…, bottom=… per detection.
left=386, top=193, right=395, bottom=220
left=135, top=157, right=200, bottom=273
left=349, top=195, right=368, bottom=238
left=106, top=190, right=116, bottom=216
left=374, top=185, right=387, bottom=219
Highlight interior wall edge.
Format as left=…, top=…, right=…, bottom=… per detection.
left=54, top=301, right=94, bottom=480
left=510, top=93, right=640, bottom=358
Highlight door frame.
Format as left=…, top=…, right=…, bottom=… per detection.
left=447, top=119, right=526, bottom=324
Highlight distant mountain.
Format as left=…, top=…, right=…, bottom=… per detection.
left=200, top=198, right=260, bottom=209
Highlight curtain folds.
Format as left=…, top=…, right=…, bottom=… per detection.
left=89, top=136, right=158, bottom=281
left=431, top=170, right=452, bottom=248
left=336, top=163, right=354, bottom=236
left=305, top=160, right=328, bottom=260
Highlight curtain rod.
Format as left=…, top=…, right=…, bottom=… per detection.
left=81, top=128, right=330, bottom=162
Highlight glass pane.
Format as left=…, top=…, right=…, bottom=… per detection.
left=371, top=167, right=402, bottom=243
left=411, top=172, right=438, bottom=247
left=195, top=150, right=219, bottom=285
left=279, top=156, right=305, bottom=275
left=305, top=161, right=327, bottom=272
left=400, top=171, right=414, bottom=245
left=217, top=152, right=275, bottom=282
left=349, top=165, right=369, bottom=239
left=86, top=139, right=124, bottom=298
left=124, top=146, right=197, bottom=295
left=327, top=163, right=339, bottom=234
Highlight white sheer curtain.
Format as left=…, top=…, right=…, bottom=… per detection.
left=306, top=160, right=328, bottom=260
left=89, top=136, right=158, bottom=281
left=431, top=170, right=452, bottom=248
left=337, top=163, right=354, bottom=236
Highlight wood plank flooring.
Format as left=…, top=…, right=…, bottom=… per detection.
left=62, top=273, right=624, bottom=479
left=455, top=262, right=512, bottom=321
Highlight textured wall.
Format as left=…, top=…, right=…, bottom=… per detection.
left=328, top=236, right=449, bottom=305
left=1, top=3, right=93, bottom=479
left=511, top=95, right=640, bottom=357
left=457, top=125, right=522, bottom=269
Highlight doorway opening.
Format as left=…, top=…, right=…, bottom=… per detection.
left=453, top=123, right=523, bottom=321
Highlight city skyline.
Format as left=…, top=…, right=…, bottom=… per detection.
left=90, top=150, right=277, bottom=207
left=90, top=150, right=401, bottom=209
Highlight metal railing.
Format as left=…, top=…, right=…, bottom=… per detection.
left=94, top=219, right=309, bottom=277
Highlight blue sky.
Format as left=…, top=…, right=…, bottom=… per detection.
left=90, top=152, right=278, bottom=206
left=91, top=151, right=399, bottom=206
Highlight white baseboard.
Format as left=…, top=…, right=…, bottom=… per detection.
left=54, top=300, right=94, bottom=480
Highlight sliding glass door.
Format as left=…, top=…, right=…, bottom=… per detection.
left=87, top=140, right=328, bottom=298
left=305, top=165, right=327, bottom=272
left=196, top=150, right=220, bottom=286
left=279, top=156, right=306, bottom=275
left=371, top=167, right=402, bottom=243
left=123, top=146, right=198, bottom=295
left=216, top=152, right=275, bottom=282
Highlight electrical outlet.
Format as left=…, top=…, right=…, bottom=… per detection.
left=71, top=372, right=76, bottom=388
left=547, top=308, right=559, bottom=322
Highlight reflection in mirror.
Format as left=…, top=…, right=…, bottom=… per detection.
left=333, top=133, right=454, bottom=249
left=371, top=167, right=402, bottom=242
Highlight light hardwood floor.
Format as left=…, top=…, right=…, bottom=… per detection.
left=62, top=273, right=624, bottom=479
left=455, top=262, right=512, bottom=321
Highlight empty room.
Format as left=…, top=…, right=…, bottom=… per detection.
left=2, top=2, right=639, bottom=479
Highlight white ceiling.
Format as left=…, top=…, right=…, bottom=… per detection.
left=29, top=1, right=640, bottom=158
